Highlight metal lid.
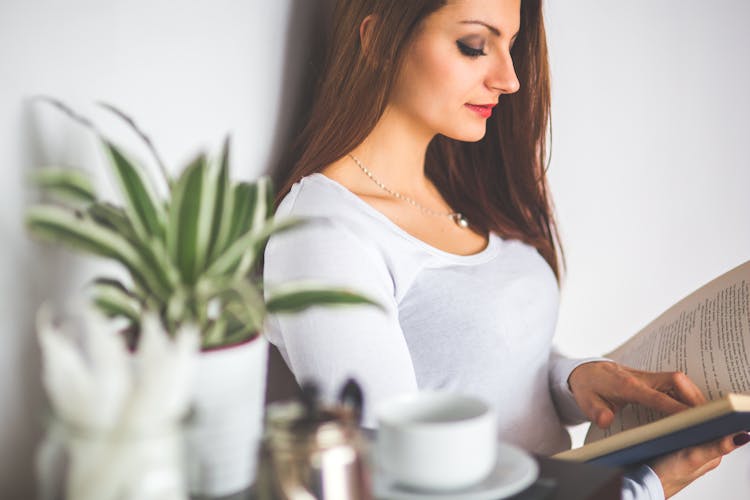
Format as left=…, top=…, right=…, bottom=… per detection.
left=264, top=400, right=360, bottom=451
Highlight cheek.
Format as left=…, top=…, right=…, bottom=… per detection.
left=396, top=42, right=475, bottom=118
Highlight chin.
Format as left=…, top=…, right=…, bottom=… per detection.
left=442, top=125, right=487, bottom=143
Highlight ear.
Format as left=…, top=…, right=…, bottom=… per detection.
left=359, top=14, right=378, bottom=55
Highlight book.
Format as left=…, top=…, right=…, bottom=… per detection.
left=554, top=259, right=750, bottom=466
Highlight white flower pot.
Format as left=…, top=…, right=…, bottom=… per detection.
left=185, top=334, right=268, bottom=497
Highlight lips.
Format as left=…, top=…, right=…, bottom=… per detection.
left=465, top=103, right=495, bottom=119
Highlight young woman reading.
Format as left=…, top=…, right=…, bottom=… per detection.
left=263, top=1, right=748, bottom=498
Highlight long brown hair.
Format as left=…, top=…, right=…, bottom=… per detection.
left=276, top=0, right=563, bottom=281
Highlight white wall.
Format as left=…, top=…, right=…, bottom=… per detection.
left=0, top=1, right=325, bottom=497
left=546, top=1, right=750, bottom=498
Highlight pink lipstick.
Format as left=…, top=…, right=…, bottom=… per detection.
left=465, top=103, right=495, bottom=119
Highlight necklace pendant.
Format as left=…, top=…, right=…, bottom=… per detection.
left=453, top=213, right=469, bottom=229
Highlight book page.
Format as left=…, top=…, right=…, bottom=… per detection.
left=586, top=260, right=750, bottom=443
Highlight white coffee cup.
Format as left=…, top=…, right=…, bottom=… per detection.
left=375, top=392, right=498, bottom=491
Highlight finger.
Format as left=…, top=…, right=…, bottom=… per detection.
left=691, top=456, right=723, bottom=478
left=671, top=373, right=707, bottom=406
left=619, top=381, right=689, bottom=415
left=645, top=371, right=707, bottom=406
left=687, top=433, right=748, bottom=468
left=582, top=394, right=615, bottom=429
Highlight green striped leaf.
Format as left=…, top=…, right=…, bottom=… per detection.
left=208, top=176, right=236, bottom=263
left=87, top=202, right=138, bottom=243
left=223, top=280, right=266, bottom=332
left=166, top=286, right=190, bottom=332
left=205, top=137, right=231, bottom=264
left=193, top=277, right=265, bottom=346
left=222, top=182, right=258, bottom=248
left=233, top=216, right=307, bottom=278
left=30, top=167, right=97, bottom=205
left=135, top=237, right=179, bottom=299
left=194, top=143, right=229, bottom=275
left=96, top=101, right=172, bottom=189
left=250, top=176, right=274, bottom=229
left=26, top=205, right=141, bottom=266
left=26, top=205, right=172, bottom=300
left=203, top=312, right=258, bottom=349
left=226, top=176, right=275, bottom=276
left=166, top=154, right=206, bottom=284
left=205, top=216, right=305, bottom=278
left=89, top=278, right=142, bottom=322
left=202, top=314, right=228, bottom=347
left=88, top=203, right=177, bottom=298
left=104, top=141, right=166, bottom=240
left=265, top=282, right=382, bottom=314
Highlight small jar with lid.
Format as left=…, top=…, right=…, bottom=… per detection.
left=255, top=380, right=372, bottom=500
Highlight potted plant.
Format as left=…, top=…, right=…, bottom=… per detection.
left=26, top=98, right=379, bottom=496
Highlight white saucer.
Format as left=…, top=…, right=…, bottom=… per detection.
left=372, top=442, right=539, bottom=500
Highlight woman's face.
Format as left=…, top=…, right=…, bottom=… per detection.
left=388, top=0, right=522, bottom=142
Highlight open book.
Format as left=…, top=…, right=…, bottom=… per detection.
left=554, top=260, right=750, bottom=466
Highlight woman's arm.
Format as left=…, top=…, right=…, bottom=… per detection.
left=263, top=217, right=418, bottom=427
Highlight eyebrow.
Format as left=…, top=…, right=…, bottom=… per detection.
left=459, top=20, right=519, bottom=39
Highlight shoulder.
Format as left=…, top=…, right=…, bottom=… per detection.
left=276, top=173, right=369, bottom=223
left=273, top=173, right=401, bottom=261
left=265, top=175, right=394, bottom=290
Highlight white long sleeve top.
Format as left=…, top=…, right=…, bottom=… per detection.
left=263, top=173, right=664, bottom=499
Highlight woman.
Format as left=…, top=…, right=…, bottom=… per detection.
left=263, top=1, right=747, bottom=498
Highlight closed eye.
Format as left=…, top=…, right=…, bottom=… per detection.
left=456, top=40, right=486, bottom=58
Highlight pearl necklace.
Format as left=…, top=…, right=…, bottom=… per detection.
left=348, top=154, right=469, bottom=229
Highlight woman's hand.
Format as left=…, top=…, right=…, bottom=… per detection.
left=567, top=361, right=705, bottom=429
left=650, top=432, right=750, bottom=497
left=567, top=361, right=750, bottom=498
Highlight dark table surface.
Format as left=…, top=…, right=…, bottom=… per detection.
left=195, top=456, right=623, bottom=500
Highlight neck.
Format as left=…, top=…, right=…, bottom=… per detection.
left=349, top=104, right=436, bottom=195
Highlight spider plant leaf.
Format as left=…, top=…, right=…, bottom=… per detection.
left=26, top=205, right=141, bottom=265
left=194, top=145, right=228, bottom=275
left=198, top=278, right=265, bottom=341
left=232, top=216, right=308, bottom=278
left=224, top=282, right=266, bottom=333
left=228, top=176, right=275, bottom=275
left=30, top=167, right=97, bottom=205
left=226, top=177, right=273, bottom=245
left=235, top=175, right=273, bottom=235
left=26, top=205, right=170, bottom=300
left=250, top=175, right=274, bottom=230
left=216, top=320, right=258, bottom=348
left=87, top=202, right=139, bottom=243
left=88, top=203, right=177, bottom=296
left=167, top=154, right=206, bottom=284
left=203, top=314, right=228, bottom=347
left=208, top=177, right=235, bottom=263
left=89, top=278, right=142, bottom=322
left=211, top=181, right=253, bottom=260
left=205, top=137, right=231, bottom=264
left=265, top=282, right=383, bottom=314
left=104, top=141, right=166, bottom=240
left=166, top=286, right=190, bottom=332
left=138, top=237, right=180, bottom=298
left=96, top=101, right=172, bottom=189
left=205, top=216, right=305, bottom=278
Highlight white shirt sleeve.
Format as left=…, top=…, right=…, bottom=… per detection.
left=548, top=348, right=614, bottom=425
left=263, top=217, right=418, bottom=427
left=622, top=465, right=666, bottom=500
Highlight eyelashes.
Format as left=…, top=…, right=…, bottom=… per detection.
left=456, top=40, right=487, bottom=58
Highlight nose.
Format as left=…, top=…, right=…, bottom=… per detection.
left=486, top=50, right=520, bottom=95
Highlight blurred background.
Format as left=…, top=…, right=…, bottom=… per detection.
left=1, top=0, right=747, bottom=498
